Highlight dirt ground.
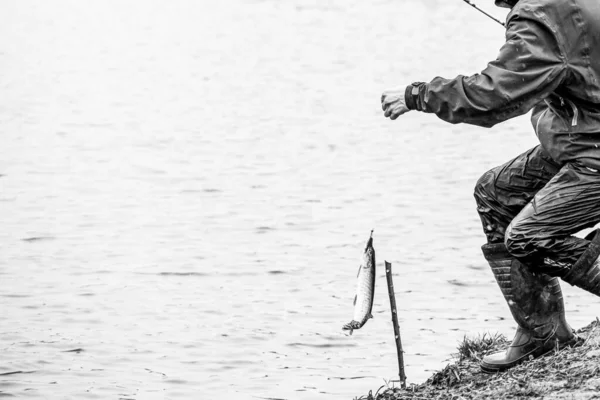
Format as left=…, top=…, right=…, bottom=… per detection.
left=358, top=319, right=600, bottom=400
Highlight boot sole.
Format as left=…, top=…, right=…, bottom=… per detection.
left=480, top=335, right=581, bottom=374
left=480, top=349, right=550, bottom=374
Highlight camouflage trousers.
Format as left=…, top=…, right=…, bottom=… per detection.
left=474, top=145, right=600, bottom=276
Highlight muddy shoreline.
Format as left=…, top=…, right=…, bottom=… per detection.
left=358, top=319, right=600, bottom=400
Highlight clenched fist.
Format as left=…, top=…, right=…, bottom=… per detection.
left=381, top=87, right=410, bottom=120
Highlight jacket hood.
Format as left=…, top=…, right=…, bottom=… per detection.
left=495, top=0, right=518, bottom=8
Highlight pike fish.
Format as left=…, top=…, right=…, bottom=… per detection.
left=343, top=230, right=376, bottom=335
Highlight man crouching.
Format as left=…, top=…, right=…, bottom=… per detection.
left=382, top=0, right=600, bottom=372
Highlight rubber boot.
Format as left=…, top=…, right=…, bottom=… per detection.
left=563, top=259, right=600, bottom=296
left=562, top=230, right=600, bottom=296
left=480, top=243, right=576, bottom=373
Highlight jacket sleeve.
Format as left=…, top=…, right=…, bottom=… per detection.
left=407, top=15, right=568, bottom=128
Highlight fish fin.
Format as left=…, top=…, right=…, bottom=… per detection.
left=353, top=295, right=357, bottom=306
left=369, top=314, right=373, bottom=319
left=356, top=265, right=362, bottom=278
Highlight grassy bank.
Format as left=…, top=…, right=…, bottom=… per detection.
left=358, top=319, right=600, bottom=400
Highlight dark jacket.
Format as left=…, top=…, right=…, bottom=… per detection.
left=406, top=0, right=600, bottom=169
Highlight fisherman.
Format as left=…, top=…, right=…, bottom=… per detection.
left=381, top=0, right=600, bottom=372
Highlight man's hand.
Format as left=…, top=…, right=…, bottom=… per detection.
left=381, top=87, right=410, bottom=120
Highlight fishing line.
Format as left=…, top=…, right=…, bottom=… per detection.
left=460, top=0, right=506, bottom=27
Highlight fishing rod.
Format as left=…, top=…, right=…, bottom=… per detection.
left=461, top=0, right=506, bottom=27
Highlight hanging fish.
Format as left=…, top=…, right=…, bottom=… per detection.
left=343, top=230, right=376, bottom=335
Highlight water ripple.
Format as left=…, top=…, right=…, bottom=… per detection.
left=286, top=343, right=356, bottom=349
left=157, top=272, right=208, bottom=277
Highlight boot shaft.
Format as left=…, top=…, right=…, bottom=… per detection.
left=482, top=243, right=567, bottom=337
left=562, top=229, right=600, bottom=296
left=480, top=243, right=576, bottom=373
left=563, top=256, right=600, bottom=296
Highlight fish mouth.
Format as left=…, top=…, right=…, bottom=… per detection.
left=342, top=320, right=362, bottom=335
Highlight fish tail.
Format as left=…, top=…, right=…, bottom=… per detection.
left=365, top=230, right=374, bottom=250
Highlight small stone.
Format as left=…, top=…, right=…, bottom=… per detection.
left=585, top=349, right=600, bottom=359
left=585, top=378, right=600, bottom=389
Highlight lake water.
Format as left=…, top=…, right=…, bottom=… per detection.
left=1, top=1, right=599, bottom=399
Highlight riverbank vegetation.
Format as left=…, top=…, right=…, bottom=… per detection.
left=358, top=319, right=600, bottom=400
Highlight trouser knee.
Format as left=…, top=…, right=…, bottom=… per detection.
left=504, top=222, right=530, bottom=260
left=474, top=169, right=507, bottom=243
left=505, top=212, right=571, bottom=277
left=504, top=200, right=540, bottom=257
left=473, top=169, right=492, bottom=201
